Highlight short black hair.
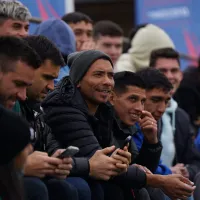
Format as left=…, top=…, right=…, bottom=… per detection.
left=62, top=12, right=93, bottom=24
left=114, top=71, right=146, bottom=94
left=0, top=36, right=41, bottom=73
left=136, top=68, right=173, bottom=92
left=150, top=47, right=180, bottom=67
left=24, top=35, right=65, bottom=67
left=93, top=20, right=123, bottom=40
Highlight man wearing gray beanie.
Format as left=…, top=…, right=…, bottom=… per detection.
left=68, top=49, right=113, bottom=85
left=43, top=49, right=131, bottom=200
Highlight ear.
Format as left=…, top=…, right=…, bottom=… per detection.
left=77, top=81, right=81, bottom=88
left=179, top=71, right=183, bottom=82
left=109, top=91, right=116, bottom=105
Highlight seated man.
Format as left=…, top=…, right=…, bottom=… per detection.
left=136, top=67, right=199, bottom=199
left=42, top=49, right=195, bottom=200
left=22, top=35, right=93, bottom=200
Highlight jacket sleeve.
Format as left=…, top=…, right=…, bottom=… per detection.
left=133, top=131, right=162, bottom=173
left=154, top=160, right=172, bottom=175
left=44, top=106, right=101, bottom=158
left=112, top=165, right=147, bottom=189
left=135, top=139, right=162, bottom=173
left=176, top=108, right=200, bottom=180
left=70, top=157, right=90, bottom=177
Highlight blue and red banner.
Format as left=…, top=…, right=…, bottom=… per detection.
left=135, top=0, right=200, bottom=69
left=19, top=0, right=69, bottom=34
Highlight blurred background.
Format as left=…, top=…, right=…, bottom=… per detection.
left=20, top=0, right=199, bottom=70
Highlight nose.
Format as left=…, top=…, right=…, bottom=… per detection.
left=80, top=32, right=88, bottom=43
left=103, top=75, right=114, bottom=87
left=47, top=80, right=54, bottom=91
left=18, top=28, right=28, bottom=37
left=135, top=101, right=144, bottom=114
left=17, top=88, right=27, bottom=101
left=165, top=70, right=173, bottom=80
left=157, top=101, right=167, bottom=114
left=109, top=45, right=117, bottom=55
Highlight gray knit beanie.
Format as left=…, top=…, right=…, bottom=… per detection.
left=68, top=50, right=113, bottom=85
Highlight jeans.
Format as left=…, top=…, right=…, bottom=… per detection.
left=24, top=177, right=78, bottom=200
left=66, top=177, right=91, bottom=200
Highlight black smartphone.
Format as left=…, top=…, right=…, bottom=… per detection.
left=57, top=146, right=79, bottom=159
left=121, top=136, right=132, bottom=149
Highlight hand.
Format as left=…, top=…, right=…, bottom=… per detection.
left=89, top=146, right=123, bottom=180
left=132, top=164, right=152, bottom=174
left=171, top=163, right=189, bottom=178
left=24, top=151, right=62, bottom=178
left=111, top=146, right=131, bottom=173
left=51, top=149, right=73, bottom=179
left=160, top=174, right=195, bottom=200
left=139, top=111, right=158, bottom=144
left=76, top=40, right=95, bottom=51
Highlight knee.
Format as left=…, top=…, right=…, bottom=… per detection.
left=24, top=177, right=48, bottom=200
left=66, top=177, right=91, bottom=199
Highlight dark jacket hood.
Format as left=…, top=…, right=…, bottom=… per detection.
left=42, top=76, right=88, bottom=114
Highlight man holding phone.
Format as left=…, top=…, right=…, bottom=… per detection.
left=110, top=70, right=195, bottom=199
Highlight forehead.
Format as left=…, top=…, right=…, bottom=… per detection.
left=10, top=60, right=35, bottom=83
left=146, top=88, right=171, bottom=99
left=4, top=18, right=29, bottom=26
left=87, top=59, right=113, bottom=73
left=39, top=60, right=59, bottom=74
left=119, top=86, right=146, bottom=98
left=97, top=35, right=123, bottom=45
left=69, top=21, right=93, bottom=31
left=155, top=58, right=180, bottom=69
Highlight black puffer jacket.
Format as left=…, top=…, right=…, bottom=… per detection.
left=42, top=76, right=147, bottom=189
left=20, top=100, right=89, bottom=177
left=112, top=115, right=162, bottom=173
left=42, top=77, right=101, bottom=157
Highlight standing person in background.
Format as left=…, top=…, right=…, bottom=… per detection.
left=34, top=18, right=76, bottom=84
left=114, top=24, right=175, bottom=73
left=0, top=105, right=32, bottom=200
left=0, top=0, right=31, bottom=37
left=93, top=20, right=123, bottom=66
left=62, top=12, right=94, bottom=51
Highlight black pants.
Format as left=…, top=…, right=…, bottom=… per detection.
left=194, top=172, right=200, bottom=200
left=24, top=177, right=78, bottom=200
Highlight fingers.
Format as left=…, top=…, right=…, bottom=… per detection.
left=141, top=110, right=154, bottom=118
left=117, top=149, right=131, bottom=162
left=51, top=149, right=66, bottom=158
left=101, top=146, right=116, bottom=155
left=140, top=118, right=157, bottom=129
left=58, top=163, right=72, bottom=171
left=113, top=151, right=130, bottom=165
left=116, top=163, right=128, bottom=171
left=55, top=168, right=70, bottom=176
left=179, top=185, right=196, bottom=197
left=44, top=156, right=62, bottom=165
left=63, top=157, right=73, bottom=164
left=180, top=176, right=194, bottom=186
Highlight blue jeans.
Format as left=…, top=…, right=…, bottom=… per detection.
left=24, top=177, right=78, bottom=200
left=66, top=177, right=91, bottom=200
left=164, top=195, right=193, bottom=200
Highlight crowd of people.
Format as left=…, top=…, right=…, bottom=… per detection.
left=0, top=0, right=200, bottom=200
